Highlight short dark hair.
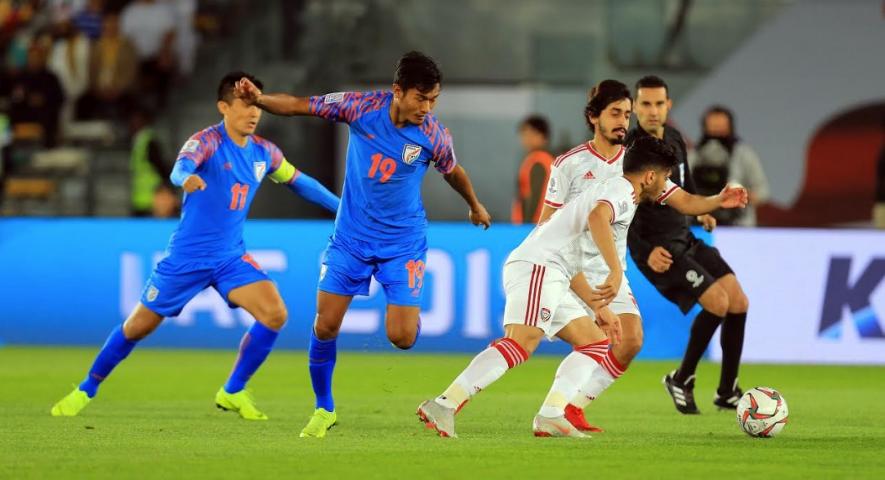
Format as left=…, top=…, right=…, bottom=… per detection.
left=635, top=75, right=669, bottom=98
left=623, top=135, right=679, bottom=174
left=519, top=115, right=550, bottom=139
left=702, top=104, right=736, bottom=133
left=394, top=51, right=442, bottom=93
left=218, top=71, right=263, bottom=103
left=584, top=79, right=632, bottom=132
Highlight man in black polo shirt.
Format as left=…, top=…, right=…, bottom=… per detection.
left=626, top=76, right=750, bottom=414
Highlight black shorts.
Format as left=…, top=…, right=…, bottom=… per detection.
left=636, top=237, right=734, bottom=314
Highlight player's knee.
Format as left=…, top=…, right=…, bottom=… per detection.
left=313, top=313, right=342, bottom=340
left=620, top=330, right=643, bottom=360
left=257, top=302, right=287, bottom=330
left=388, top=330, right=417, bottom=350
left=729, top=291, right=749, bottom=314
left=703, top=287, right=730, bottom=317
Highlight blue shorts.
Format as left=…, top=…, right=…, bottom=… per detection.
left=140, top=253, right=270, bottom=317
left=318, top=234, right=428, bottom=307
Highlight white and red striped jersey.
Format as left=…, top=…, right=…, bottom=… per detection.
left=508, top=176, right=639, bottom=278
left=543, top=142, right=626, bottom=209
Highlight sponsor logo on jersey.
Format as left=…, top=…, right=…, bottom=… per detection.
left=686, top=270, right=704, bottom=288
left=254, top=161, right=267, bottom=181
left=223, top=162, right=232, bottom=170
left=324, top=92, right=346, bottom=104
left=181, top=139, right=200, bottom=154
left=402, top=144, right=422, bottom=165
left=146, top=285, right=159, bottom=302
left=583, top=170, right=595, bottom=179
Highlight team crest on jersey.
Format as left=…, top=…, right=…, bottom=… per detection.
left=319, top=264, right=328, bottom=281
left=180, top=139, right=200, bottom=154
left=617, top=200, right=629, bottom=216
left=324, top=92, right=345, bottom=104
left=402, top=144, right=422, bottom=165
left=254, top=161, right=267, bottom=181
left=146, top=285, right=159, bottom=302
left=540, top=307, right=552, bottom=322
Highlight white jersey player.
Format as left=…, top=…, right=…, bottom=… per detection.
left=536, top=80, right=749, bottom=433
left=417, top=135, right=682, bottom=439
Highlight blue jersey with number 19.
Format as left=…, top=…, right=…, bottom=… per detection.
left=309, top=91, right=456, bottom=245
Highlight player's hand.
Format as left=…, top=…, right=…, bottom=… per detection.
left=235, top=77, right=262, bottom=105
left=592, top=271, right=621, bottom=305
left=697, top=214, right=717, bottom=232
left=719, top=184, right=748, bottom=209
left=594, top=306, right=622, bottom=345
left=469, top=203, right=491, bottom=230
left=647, top=246, right=673, bottom=273
left=183, top=175, right=206, bottom=193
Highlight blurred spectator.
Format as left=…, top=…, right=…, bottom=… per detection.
left=151, top=182, right=179, bottom=218
left=72, top=0, right=104, bottom=41
left=511, top=115, right=553, bottom=224
left=690, top=105, right=769, bottom=227
left=128, top=105, right=170, bottom=216
left=120, top=0, right=175, bottom=107
left=162, top=0, right=197, bottom=76
left=77, top=13, right=136, bottom=119
left=48, top=19, right=90, bottom=126
left=7, top=42, right=65, bottom=147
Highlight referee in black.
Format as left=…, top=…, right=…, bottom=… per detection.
left=626, top=76, right=750, bottom=414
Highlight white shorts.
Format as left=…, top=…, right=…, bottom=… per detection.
left=502, top=261, right=589, bottom=339
left=574, top=271, right=641, bottom=318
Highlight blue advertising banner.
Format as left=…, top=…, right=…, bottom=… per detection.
left=0, top=218, right=700, bottom=357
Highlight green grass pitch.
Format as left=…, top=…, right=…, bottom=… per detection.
left=1, top=346, right=883, bottom=479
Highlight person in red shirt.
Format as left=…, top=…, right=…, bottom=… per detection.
left=513, top=115, right=554, bottom=224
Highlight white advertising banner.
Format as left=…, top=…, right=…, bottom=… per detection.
left=709, top=228, right=885, bottom=364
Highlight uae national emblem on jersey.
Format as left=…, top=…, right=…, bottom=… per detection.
left=402, top=144, right=422, bottom=165
left=254, top=161, right=267, bottom=181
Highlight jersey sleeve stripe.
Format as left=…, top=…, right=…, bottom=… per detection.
left=656, top=185, right=680, bottom=203
left=597, top=199, right=617, bottom=224
left=543, top=199, right=563, bottom=208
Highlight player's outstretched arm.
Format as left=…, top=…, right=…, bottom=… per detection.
left=235, top=78, right=311, bottom=116
left=443, top=165, right=491, bottom=229
left=587, top=203, right=623, bottom=303
left=170, top=159, right=206, bottom=193
left=665, top=185, right=748, bottom=216
left=266, top=158, right=339, bottom=213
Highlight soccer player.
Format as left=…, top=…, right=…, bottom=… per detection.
left=50, top=72, right=340, bottom=419
left=627, top=75, right=751, bottom=413
left=418, top=136, right=685, bottom=438
left=234, top=51, right=492, bottom=437
left=537, top=79, right=748, bottom=430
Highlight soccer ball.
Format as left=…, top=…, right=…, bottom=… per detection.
left=736, top=387, right=789, bottom=438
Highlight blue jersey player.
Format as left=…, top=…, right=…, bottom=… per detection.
left=51, top=72, right=340, bottom=420
left=235, top=52, right=492, bottom=437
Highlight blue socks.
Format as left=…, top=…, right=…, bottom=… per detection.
left=224, top=321, right=280, bottom=394
left=308, top=331, right=337, bottom=412
left=79, top=325, right=137, bottom=398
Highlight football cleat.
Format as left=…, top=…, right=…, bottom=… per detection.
left=564, top=404, right=604, bottom=433
left=663, top=370, right=700, bottom=414
left=417, top=399, right=457, bottom=438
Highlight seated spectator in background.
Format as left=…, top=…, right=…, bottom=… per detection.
left=48, top=19, right=90, bottom=126
left=77, top=13, right=136, bottom=120
left=512, top=114, right=554, bottom=224
left=7, top=42, right=65, bottom=147
left=120, top=0, right=176, bottom=108
left=72, top=0, right=104, bottom=41
left=128, top=105, right=170, bottom=216
left=690, top=105, right=769, bottom=227
left=151, top=182, right=179, bottom=218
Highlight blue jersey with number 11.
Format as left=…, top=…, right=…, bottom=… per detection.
left=309, top=91, right=457, bottom=245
